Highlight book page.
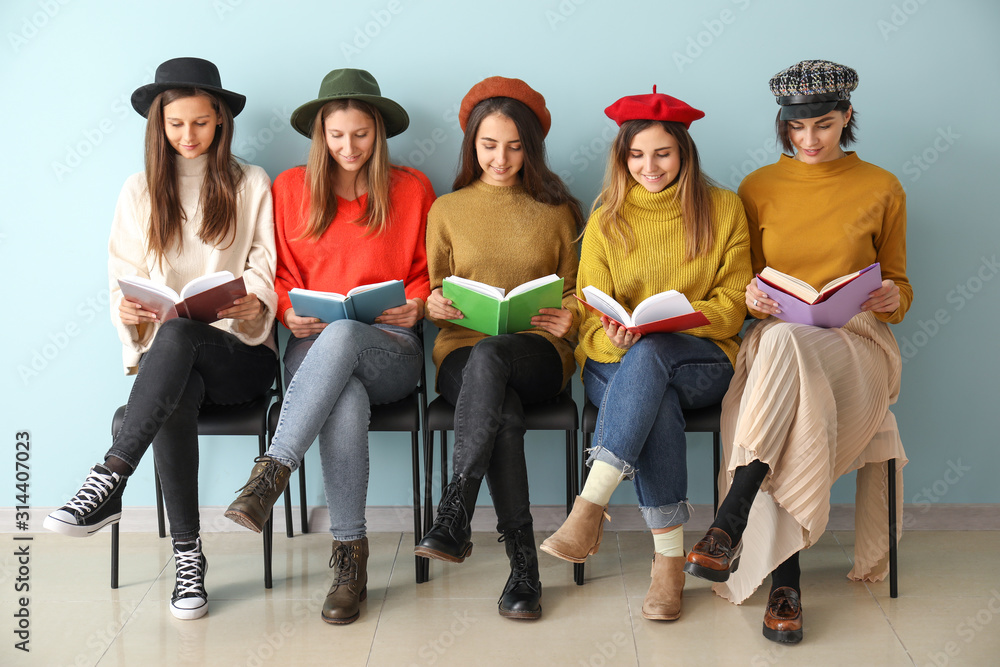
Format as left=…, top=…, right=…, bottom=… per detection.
left=758, top=267, right=820, bottom=303
left=289, top=288, right=347, bottom=302
left=179, top=270, right=236, bottom=300
left=581, top=286, right=632, bottom=326
left=632, top=290, right=694, bottom=325
left=118, top=275, right=181, bottom=303
left=505, top=274, right=561, bottom=300
left=444, top=276, right=505, bottom=300
left=347, top=279, right=402, bottom=297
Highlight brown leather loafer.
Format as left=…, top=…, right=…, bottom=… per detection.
left=682, top=527, right=742, bottom=582
left=763, top=586, right=803, bottom=644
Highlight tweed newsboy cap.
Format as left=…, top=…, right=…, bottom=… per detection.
left=769, top=60, right=858, bottom=120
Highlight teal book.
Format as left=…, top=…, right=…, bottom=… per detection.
left=288, top=280, right=406, bottom=325
left=442, top=274, right=564, bottom=336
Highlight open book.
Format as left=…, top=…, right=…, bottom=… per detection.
left=756, top=262, right=882, bottom=328
left=442, top=274, right=564, bottom=336
left=576, top=285, right=709, bottom=335
left=118, top=270, right=246, bottom=323
left=289, top=280, right=406, bottom=325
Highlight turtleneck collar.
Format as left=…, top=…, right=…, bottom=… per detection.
left=776, top=151, right=861, bottom=178
left=624, top=181, right=682, bottom=213
left=176, top=153, right=209, bottom=178
left=471, top=178, right=525, bottom=197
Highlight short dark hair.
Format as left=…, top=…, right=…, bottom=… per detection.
left=775, top=106, right=858, bottom=154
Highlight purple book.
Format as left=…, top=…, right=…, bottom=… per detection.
left=757, top=263, right=882, bottom=328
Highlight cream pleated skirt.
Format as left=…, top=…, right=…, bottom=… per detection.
left=714, top=312, right=908, bottom=604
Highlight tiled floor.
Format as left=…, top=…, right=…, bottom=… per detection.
left=3, top=530, right=998, bottom=666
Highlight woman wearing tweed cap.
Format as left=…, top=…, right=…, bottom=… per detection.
left=684, top=60, right=911, bottom=644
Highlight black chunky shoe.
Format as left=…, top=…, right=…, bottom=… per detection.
left=498, top=525, right=542, bottom=620
left=414, top=476, right=480, bottom=563
left=44, top=463, right=128, bottom=537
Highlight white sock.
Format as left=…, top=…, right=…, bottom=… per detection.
left=653, top=528, right=684, bottom=557
left=580, top=461, right=623, bottom=507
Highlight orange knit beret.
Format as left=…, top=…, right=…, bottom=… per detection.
left=459, top=76, right=551, bottom=137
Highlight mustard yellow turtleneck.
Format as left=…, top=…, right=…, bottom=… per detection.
left=738, top=152, right=911, bottom=324
left=576, top=183, right=751, bottom=368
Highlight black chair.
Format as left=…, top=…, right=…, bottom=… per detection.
left=423, top=386, right=579, bottom=582
left=288, top=323, right=430, bottom=583
left=579, top=399, right=722, bottom=585
left=109, top=327, right=285, bottom=590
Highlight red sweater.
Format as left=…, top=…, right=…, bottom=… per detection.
left=273, top=165, right=435, bottom=324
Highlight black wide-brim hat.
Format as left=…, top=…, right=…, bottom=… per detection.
left=290, top=68, right=409, bottom=139
left=131, top=57, right=246, bottom=118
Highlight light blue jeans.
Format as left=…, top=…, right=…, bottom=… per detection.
left=583, top=333, right=733, bottom=530
left=267, top=319, right=422, bottom=541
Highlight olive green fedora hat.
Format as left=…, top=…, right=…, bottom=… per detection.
left=290, top=68, right=409, bottom=139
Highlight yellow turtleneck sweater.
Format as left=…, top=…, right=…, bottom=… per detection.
left=576, top=183, right=751, bottom=369
left=738, top=152, right=911, bottom=324
left=425, top=179, right=580, bottom=387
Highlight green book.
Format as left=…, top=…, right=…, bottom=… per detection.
left=442, top=274, right=564, bottom=336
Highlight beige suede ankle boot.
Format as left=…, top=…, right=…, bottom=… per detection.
left=539, top=496, right=610, bottom=563
left=641, top=553, right=685, bottom=621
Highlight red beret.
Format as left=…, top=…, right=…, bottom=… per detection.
left=604, top=86, right=705, bottom=129
left=459, top=76, right=551, bottom=137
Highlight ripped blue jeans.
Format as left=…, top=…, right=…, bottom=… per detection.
left=582, top=333, right=733, bottom=530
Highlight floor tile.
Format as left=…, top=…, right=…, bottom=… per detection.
left=882, top=594, right=1000, bottom=667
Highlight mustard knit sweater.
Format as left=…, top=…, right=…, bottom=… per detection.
left=576, top=183, right=751, bottom=369
left=738, top=152, right=912, bottom=324
left=425, top=179, right=580, bottom=387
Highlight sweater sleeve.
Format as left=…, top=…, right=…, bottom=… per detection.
left=737, top=180, right=769, bottom=320
left=687, top=192, right=752, bottom=340
left=233, top=166, right=278, bottom=341
left=108, top=175, right=156, bottom=374
left=272, top=171, right=306, bottom=326
left=423, top=197, right=457, bottom=329
left=872, top=184, right=911, bottom=324
left=557, top=211, right=581, bottom=345
left=577, top=215, right=626, bottom=363
left=401, top=169, right=435, bottom=303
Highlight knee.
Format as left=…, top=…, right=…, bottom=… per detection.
left=758, top=323, right=804, bottom=358
left=151, top=318, right=201, bottom=350
left=466, top=337, right=510, bottom=376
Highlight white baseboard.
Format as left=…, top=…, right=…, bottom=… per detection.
left=9, top=503, right=999, bottom=534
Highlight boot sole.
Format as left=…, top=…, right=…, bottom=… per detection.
left=682, top=556, right=739, bottom=583
left=414, top=543, right=473, bottom=563
left=322, top=587, right=367, bottom=625
left=499, top=606, right=542, bottom=620
left=642, top=609, right=680, bottom=621
left=763, top=623, right=803, bottom=644
left=224, top=509, right=263, bottom=533
left=43, top=512, right=120, bottom=537
left=538, top=541, right=595, bottom=564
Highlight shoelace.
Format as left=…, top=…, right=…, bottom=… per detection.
left=498, top=531, right=540, bottom=594
left=433, top=482, right=469, bottom=530
left=174, top=546, right=206, bottom=597
left=235, top=457, right=283, bottom=498
left=329, top=545, right=359, bottom=589
left=65, top=468, right=118, bottom=515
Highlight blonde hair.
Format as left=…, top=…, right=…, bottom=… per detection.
left=592, top=120, right=715, bottom=261
left=300, top=99, right=392, bottom=240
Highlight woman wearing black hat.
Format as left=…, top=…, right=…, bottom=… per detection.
left=685, top=60, right=911, bottom=644
left=540, top=88, right=751, bottom=622
left=44, top=58, right=278, bottom=621
left=222, top=68, right=434, bottom=625
left=413, top=76, right=582, bottom=620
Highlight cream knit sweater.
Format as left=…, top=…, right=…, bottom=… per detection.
left=108, top=154, right=277, bottom=374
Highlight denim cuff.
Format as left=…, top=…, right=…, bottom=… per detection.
left=331, top=530, right=367, bottom=542
left=640, top=501, right=692, bottom=530
left=586, top=445, right=635, bottom=481
left=267, top=451, right=299, bottom=473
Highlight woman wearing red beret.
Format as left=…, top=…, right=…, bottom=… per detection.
left=540, top=88, right=751, bottom=621
left=685, top=60, right=910, bottom=644
left=415, top=76, right=582, bottom=620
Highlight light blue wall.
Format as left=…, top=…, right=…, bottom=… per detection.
left=3, top=0, right=998, bottom=515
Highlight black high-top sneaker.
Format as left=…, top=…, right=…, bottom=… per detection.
left=171, top=537, right=208, bottom=620
left=44, top=464, right=128, bottom=537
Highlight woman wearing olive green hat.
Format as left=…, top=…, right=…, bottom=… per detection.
left=224, top=68, right=435, bottom=625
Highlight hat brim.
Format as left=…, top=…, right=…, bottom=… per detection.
left=131, top=82, right=246, bottom=119
left=290, top=94, right=409, bottom=139
left=778, top=100, right=841, bottom=121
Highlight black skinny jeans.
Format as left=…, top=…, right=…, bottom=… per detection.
left=437, top=333, right=563, bottom=533
left=106, top=318, right=276, bottom=540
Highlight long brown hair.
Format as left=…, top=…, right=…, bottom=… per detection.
left=454, top=97, right=583, bottom=228
left=143, top=89, right=243, bottom=268
left=300, top=99, right=392, bottom=240
left=593, top=120, right=714, bottom=261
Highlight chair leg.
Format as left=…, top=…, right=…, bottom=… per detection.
left=154, top=463, right=166, bottom=539
left=111, top=523, right=119, bottom=589
left=298, top=465, right=309, bottom=534
left=283, top=484, right=294, bottom=538
left=423, top=430, right=435, bottom=537
left=888, top=458, right=898, bottom=599
left=439, top=430, right=448, bottom=494
left=713, top=432, right=721, bottom=516
left=575, top=430, right=593, bottom=587
left=263, top=512, right=273, bottom=590
left=410, top=431, right=425, bottom=584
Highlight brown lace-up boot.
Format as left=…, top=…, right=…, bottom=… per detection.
left=322, top=537, right=369, bottom=624
left=224, top=455, right=291, bottom=533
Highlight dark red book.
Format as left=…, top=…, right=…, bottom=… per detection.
left=118, top=271, right=247, bottom=323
